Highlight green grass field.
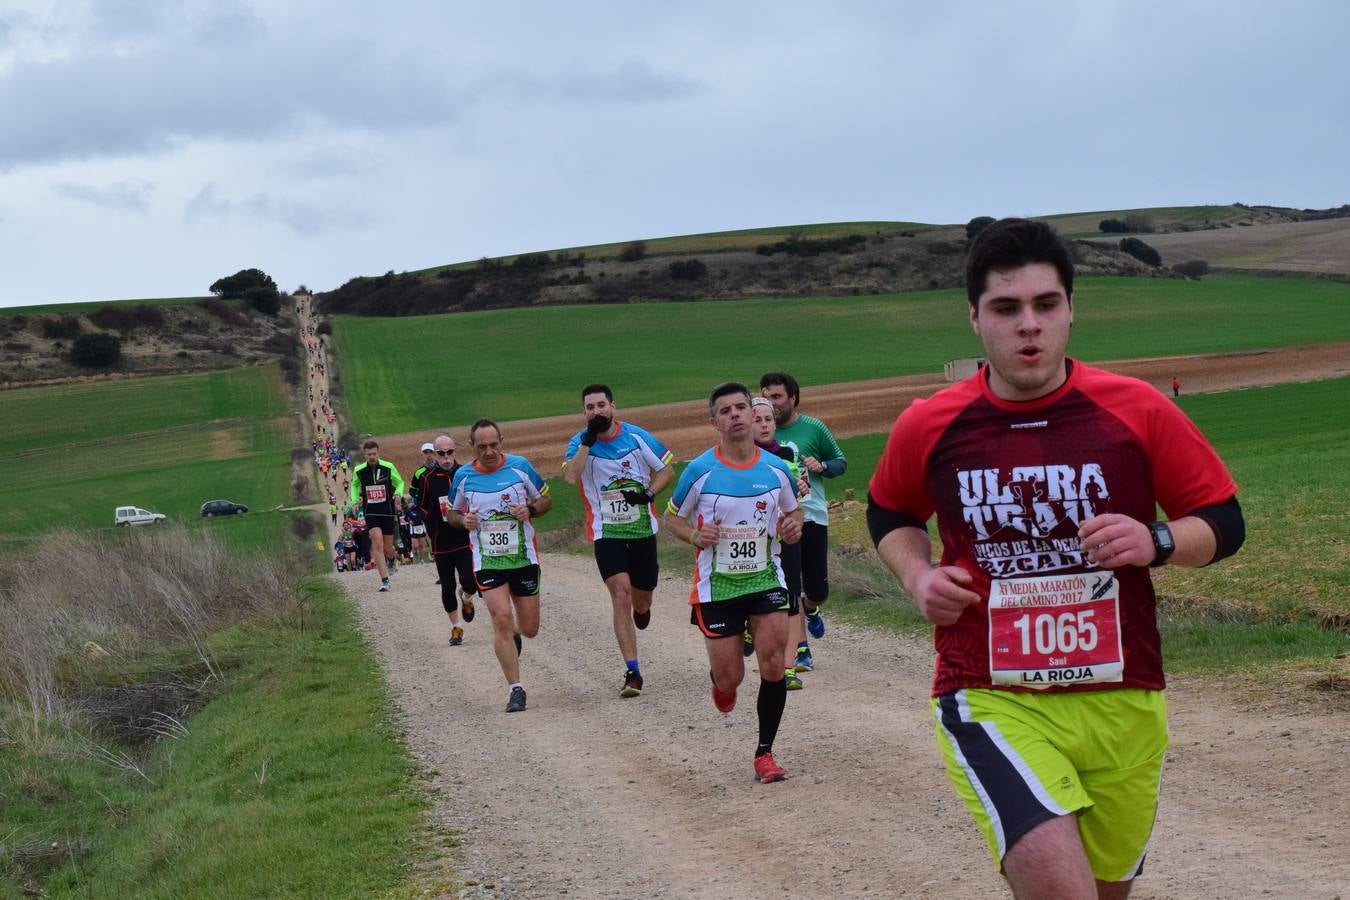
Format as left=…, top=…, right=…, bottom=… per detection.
left=334, top=274, right=1350, bottom=433
left=415, top=220, right=934, bottom=275
left=0, top=295, right=209, bottom=318
left=2, top=367, right=295, bottom=541
left=1, top=578, right=436, bottom=898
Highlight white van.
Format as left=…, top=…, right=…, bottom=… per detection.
left=114, top=506, right=167, bottom=527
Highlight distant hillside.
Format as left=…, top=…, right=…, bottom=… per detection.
left=0, top=297, right=301, bottom=387
left=318, top=223, right=1165, bottom=318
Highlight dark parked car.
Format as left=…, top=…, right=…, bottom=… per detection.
left=200, top=499, right=249, bottom=517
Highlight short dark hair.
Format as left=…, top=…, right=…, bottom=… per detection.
left=362, top=439, right=379, bottom=450
left=759, top=371, right=799, bottom=406
left=468, top=418, right=501, bottom=444
left=965, top=218, right=1074, bottom=308
left=708, top=381, right=752, bottom=417
left=580, top=383, right=612, bottom=403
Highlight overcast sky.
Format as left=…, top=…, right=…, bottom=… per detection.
left=2, top=1, right=1347, bottom=308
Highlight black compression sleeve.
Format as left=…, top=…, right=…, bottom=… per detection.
left=821, top=457, right=847, bottom=478
left=867, top=492, right=928, bottom=548
left=1187, top=495, right=1245, bottom=565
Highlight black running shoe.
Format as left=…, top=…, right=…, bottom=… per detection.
left=633, top=608, right=651, bottom=630
left=513, top=632, right=522, bottom=656
left=461, top=591, right=476, bottom=623
left=621, top=669, right=643, bottom=698
left=505, top=685, right=527, bottom=713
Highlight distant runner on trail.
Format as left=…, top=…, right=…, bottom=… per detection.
left=447, top=419, right=552, bottom=713
left=350, top=440, right=405, bottom=592
left=415, top=434, right=476, bottom=646
left=868, top=218, right=1246, bottom=897
left=759, top=371, right=846, bottom=674
left=562, top=383, right=675, bottom=699
left=665, top=382, right=803, bottom=783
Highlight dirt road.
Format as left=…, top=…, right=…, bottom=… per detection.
left=335, top=555, right=1348, bottom=899
left=374, top=342, right=1350, bottom=479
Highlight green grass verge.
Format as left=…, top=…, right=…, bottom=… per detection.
left=2, top=366, right=295, bottom=540
left=0, top=577, right=438, bottom=899
left=333, top=274, right=1350, bottom=433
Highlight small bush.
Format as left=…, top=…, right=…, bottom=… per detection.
left=669, top=258, right=708, bottom=281
left=88, top=304, right=165, bottom=333
left=511, top=252, right=551, bottom=270
left=1172, top=260, right=1210, bottom=277
left=197, top=297, right=248, bottom=327
left=315, top=321, right=333, bottom=336
left=41, top=315, right=83, bottom=340
left=1119, top=237, right=1163, bottom=267
left=210, top=268, right=277, bottom=299
left=70, top=333, right=122, bottom=368
left=618, top=241, right=647, bottom=263
left=3, top=341, right=32, bottom=351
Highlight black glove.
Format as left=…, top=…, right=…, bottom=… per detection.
left=581, top=415, right=611, bottom=447
left=620, top=488, right=655, bottom=506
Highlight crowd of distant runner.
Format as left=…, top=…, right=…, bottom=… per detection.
left=293, top=219, right=1247, bottom=898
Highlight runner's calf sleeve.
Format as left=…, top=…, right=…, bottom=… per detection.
left=756, top=677, right=788, bottom=756
left=1189, top=495, right=1245, bottom=564
left=866, top=492, right=928, bottom=547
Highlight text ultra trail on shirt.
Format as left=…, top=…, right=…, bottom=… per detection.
left=870, top=361, right=1236, bottom=696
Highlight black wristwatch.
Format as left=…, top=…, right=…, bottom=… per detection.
left=1147, top=521, right=1175, bottom=567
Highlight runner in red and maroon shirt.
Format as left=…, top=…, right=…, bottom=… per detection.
left=868, top=219, right=1245, bottom=898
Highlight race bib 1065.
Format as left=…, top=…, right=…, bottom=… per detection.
left=988, top=573, right=1123, bottom=689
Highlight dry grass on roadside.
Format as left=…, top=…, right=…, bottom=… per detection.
left=0, top=526, right=304, bottom=741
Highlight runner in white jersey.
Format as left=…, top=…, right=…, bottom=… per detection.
left=563, top=383, right=675, bottom=699
left=446, top=418, right=552, bottom=713
left=664, top=382, right=803, bottom=783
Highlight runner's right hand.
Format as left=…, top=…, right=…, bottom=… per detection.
left=910, top=565, right=980, bottom=626
left=463, top=511, right=478, bottom=529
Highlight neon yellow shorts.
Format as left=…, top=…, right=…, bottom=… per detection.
left=932, top=687, right=1167, bottom=882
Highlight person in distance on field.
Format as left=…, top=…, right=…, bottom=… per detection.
left=562, top=383, right=675, bottom=699
left=665, top=383, right=803, bottom=783
left=446, top=419, right=552, bottom=713
left=868, top=218, right=1245, bottom=897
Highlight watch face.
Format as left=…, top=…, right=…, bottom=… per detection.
left=1155, top=524, right=1175, bottom=550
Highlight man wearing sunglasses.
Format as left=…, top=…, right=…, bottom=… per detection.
left=415, top=434, right=478, bottom=645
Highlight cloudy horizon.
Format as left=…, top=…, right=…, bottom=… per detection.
left=2, top=0, right=1347, bottom=308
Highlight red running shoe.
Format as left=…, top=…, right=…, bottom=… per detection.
left=753, top=752, right=787, bottom=783
left=709, top=671, right=736, bottom=713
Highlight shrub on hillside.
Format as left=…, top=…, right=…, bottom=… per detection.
left=755, top=234, right=867, bottom=257
left=1119, top=237, right=1163, bottom=267
left=511, top=252, right=551, bottom=270
left=669, top=258, right=708, bottom=281
left=1101, top=215, right=1155, bottom=234
left=618, top=241, right=647, bottom=262
left=41, top=315, right=83, bottom=340
left=965, top=216, right=996, bottom=241
left=89, top=304, right=165, bottom=333
left=197, top=297, right=249, bottom=327
left=70, top=332, right=122, bottom=368
left=315, top=321, right=333, bottom=336
left=243, top=285, right=281, bottom=316
left=1172, top=259, right=1210, bottom=277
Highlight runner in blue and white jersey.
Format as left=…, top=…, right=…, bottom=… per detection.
left=447, top=418, right=552, bottom=713
left=563, top=383, right=675, bottom=699
left=664, top=382, right=803, bottom=784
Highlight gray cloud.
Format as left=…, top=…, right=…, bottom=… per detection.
left=52, top=179, right=155, bottom=212
left=500, top=59, right=703, bottom=104
left=276, top=145, right=387, bottom=181
left=185, top=181, right=370, bottom=235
